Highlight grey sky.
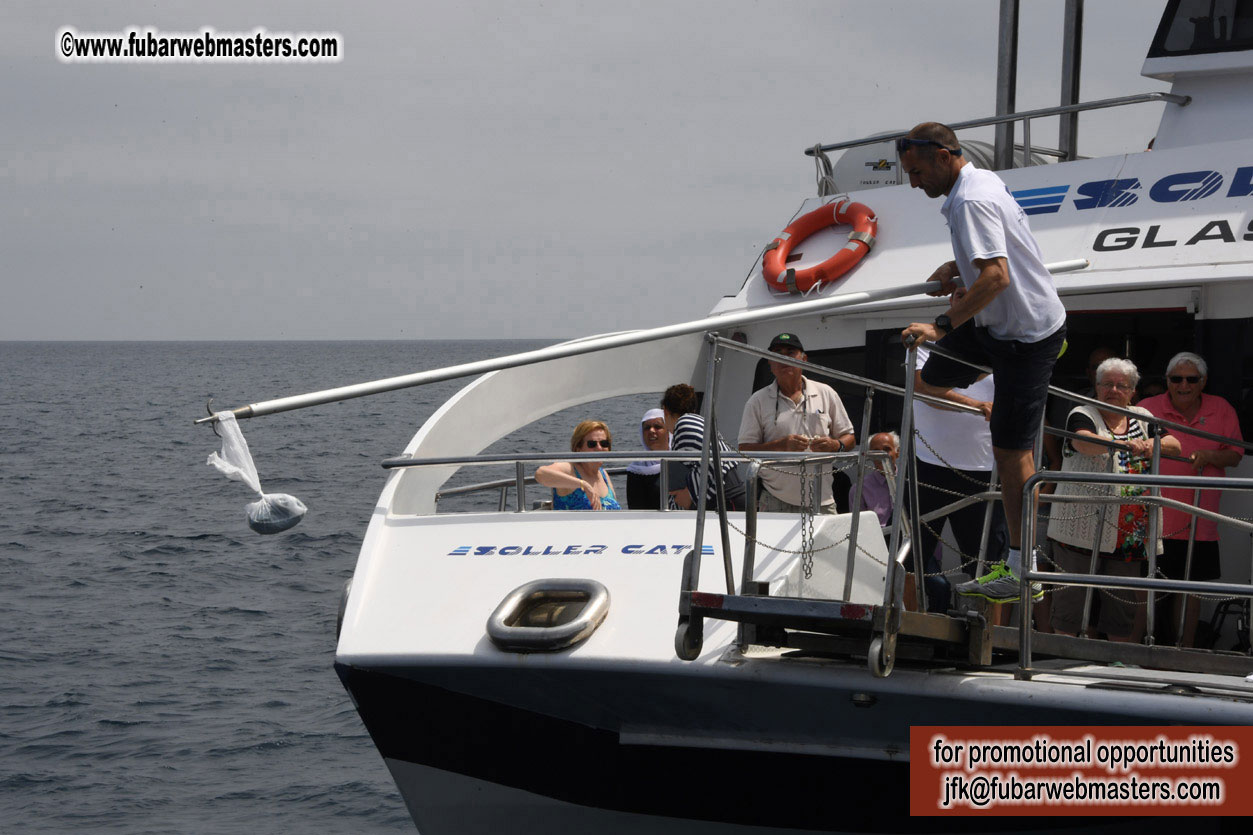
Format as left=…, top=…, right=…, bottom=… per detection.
left=4, top=1, right=1168, bottom=340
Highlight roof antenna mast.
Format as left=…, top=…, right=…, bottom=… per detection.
left=994, top=0, right=1020, bottom=170
left=1059, top=0, right=1085, bottom=161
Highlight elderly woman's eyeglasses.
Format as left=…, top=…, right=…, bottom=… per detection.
left=583, top=439, right=611, bottom=449
left=1168, top=375, right=1202, bottom=384
left=1097, top=381, right=1134, bottom=391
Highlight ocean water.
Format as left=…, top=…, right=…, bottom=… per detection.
left=0, top=341, right=659, bottom=834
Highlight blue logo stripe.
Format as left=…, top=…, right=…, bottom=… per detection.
left=1023, top=205, right=1061, bottom=215
left=1181, top=173, right=1223, bottom=202
left=1012, top=185, right=1069, bottom=198
left=1016, top=195, right=1066, bottom=207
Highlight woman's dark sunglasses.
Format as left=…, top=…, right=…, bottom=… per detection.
left=583, top=439, right=611, bottom=449
left=1168, top=375, right=1202, bottom=384
left=895, top=137, right=963, bottom=156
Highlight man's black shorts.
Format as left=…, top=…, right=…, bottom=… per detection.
left=919, top=321, right=1066, bottom=451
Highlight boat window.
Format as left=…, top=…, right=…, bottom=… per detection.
left=1048, top=309, right=1195, bottom=399
left=1200, top=317, right=1253, bottom=442
left=1148, top=0, right=1253, bottom=57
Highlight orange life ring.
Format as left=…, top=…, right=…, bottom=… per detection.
left=761, top=200, right=878, bottom=294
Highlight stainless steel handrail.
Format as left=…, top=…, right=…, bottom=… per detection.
left=804, top=92, right=1191, bottom=159
left=437, top=465, right=631, bottom=499
left=1019, top=469, right=1253, bottom=678
left=385, top=450, right=861, bottom=469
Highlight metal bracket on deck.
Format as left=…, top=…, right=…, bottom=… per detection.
left=965, top=610, right=993, bottom=667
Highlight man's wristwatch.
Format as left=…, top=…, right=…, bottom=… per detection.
left=933, top=313, right=952, bottom=335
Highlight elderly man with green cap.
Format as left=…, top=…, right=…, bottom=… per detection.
left=738, top=332, right=856, bottom=513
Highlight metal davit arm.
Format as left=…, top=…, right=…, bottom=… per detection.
left=194, top=283, right=940, bottom=426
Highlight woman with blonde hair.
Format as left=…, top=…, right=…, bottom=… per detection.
left=535, top=420, right=622, bottom=511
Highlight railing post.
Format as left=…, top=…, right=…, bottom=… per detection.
left=843, top=387, right=874, bottom=601
left=740, top=461, right=762, bottom=594
left=1146, top=434, right=1163, bottom=644
left=1178, top=489, right=1202, bottom=647
left=676, top=333, right=720, bottom=660
left=907, top=434, right=927, bottom=612
left=1019, top=471, right=1045, bottom=678
left=709, top=412, right=736, bottom=595
left=515, top=462, right=526, bottom=512
left=977, top=459, right=999, bottom=579
left=1080, top=505, right=1110, bottom=639
left=876, top=343, right=919, bottom=674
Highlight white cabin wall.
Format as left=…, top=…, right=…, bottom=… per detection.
left=1153, top=72, right=1253, bottom=150
left=1201, top=281, right=1253, bottom=321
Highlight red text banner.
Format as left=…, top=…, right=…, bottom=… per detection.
left=910, top=726, right=1253, bottom=816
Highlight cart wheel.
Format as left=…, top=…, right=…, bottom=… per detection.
left=675, top=617, right=702, bottom=661
left=868, top=636, right=894, bottom=678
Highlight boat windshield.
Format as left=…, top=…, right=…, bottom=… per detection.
left=1149, top=0, right=1253, bottom=57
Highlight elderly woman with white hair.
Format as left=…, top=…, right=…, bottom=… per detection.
left=1139, top=351, right=1245, bottom=646
left=1047, top=357, right=1182, bottom=641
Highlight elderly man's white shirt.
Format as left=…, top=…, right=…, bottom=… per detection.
left=738, top=378, right=854, bottom=507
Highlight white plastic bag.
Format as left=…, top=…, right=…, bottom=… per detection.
left=207, top=411, right=307, bottom=534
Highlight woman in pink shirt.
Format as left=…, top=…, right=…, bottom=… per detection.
left=1139, top=352, right=1244, bottom=646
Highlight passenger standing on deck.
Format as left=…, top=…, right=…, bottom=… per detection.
left=625, top=409, right=669, bottom=509
left=737, top=333, right=855, bottom=514
left=1046, top=358, right=1182, bottom=641
left=909, top=343, right=1009, bottom=612
left=1044, top=345, right=1118, bottom=474
left=898, top=121, right=1068, bottom=603
left=1139, top=352, right=1245, bottom=646
left=662, top=384, right=747, bottom=512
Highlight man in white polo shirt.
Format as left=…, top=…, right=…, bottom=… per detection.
left=899, top=121, right=1067, bottom=603
left=738, top=333, right=856, bottom=513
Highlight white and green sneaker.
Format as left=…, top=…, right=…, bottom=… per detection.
left=955, top=562, right=1043, bottom=603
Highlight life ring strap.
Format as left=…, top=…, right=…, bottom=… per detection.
left=848, top=229, right=876, bottom=249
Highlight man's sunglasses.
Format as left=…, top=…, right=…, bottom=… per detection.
left=1168, top=375, right=1202, bottom=384
left=895, top=137, right=963, bottom=156
left=583, top=439, right=611, bottom=449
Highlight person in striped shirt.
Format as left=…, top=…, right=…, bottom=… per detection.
left=661, top=383, right=746, bottom=511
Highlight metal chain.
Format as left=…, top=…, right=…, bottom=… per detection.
left=912, top=428, right=998, bottom=488
left=757, top=457, right=857, bottom=477
left=724, top=515, right=884, bottom=563
left=799, top=458, right=815, bottom=579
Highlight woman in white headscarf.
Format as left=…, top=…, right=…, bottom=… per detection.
left=626, top=408, right=669, bottom=509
